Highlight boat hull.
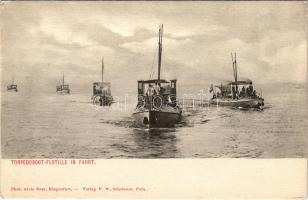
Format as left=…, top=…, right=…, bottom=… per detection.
left=210, top=97, right=264, bottom=108
left=7, top=84, right=18, bottom=92
left=133, top=108, right=181, bottom=128
left=7, top=88, right=18, bottom=92
left=92, top=95, right=113, bottom=106
left=56, top=89, right=70, bottom=94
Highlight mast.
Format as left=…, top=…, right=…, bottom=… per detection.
left=231, top=53, right=236, bottom=82
left=158, top=24, right=163, bottom=82
left=62, top=73, right=64, bottom=85
left=102, top=57, right=104, bottom=82
left=235, top=52, right=238, bottom=83
left=234, top=52, right=238, bottom=94
left=231, top=52, right=238, bottom=94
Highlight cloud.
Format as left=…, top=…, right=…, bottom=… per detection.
left=260, top=41, right=306, bottom=83
left=37, top=2, right=227, bottom=38
left=1, top=1, right=306, bottom=95
left=120, top=37, right=194, bottom=54
left=30, top=16, right=100, bottom=49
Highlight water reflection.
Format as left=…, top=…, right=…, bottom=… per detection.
left=2, top=85, right=307, bottom=158
left=132, top=128, right=179, bottom=158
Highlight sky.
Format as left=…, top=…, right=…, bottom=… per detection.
left=1, top=1, right=307, bottom=95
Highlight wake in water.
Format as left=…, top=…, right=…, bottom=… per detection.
left=98, top=105, right=233, bottom=132
left=99, top=116, right=135, bottom=128
left=2, top=89, right=306, bottom=158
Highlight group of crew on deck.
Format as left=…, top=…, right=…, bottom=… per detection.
left=232, top=84, right=257, bottom=99
left=140, top=83, right=176, bottom=109
left=215, top=83, right=257, bottom=100
left=240, top=84, right=256, bottom=97
left=146, top=83, right=161, bottom=96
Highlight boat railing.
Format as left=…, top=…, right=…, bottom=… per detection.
left=137, top=93, right=178, bottom=110
left=57, top=85, right=70, bottom=91
left=7, top=85, right=17, bottom=89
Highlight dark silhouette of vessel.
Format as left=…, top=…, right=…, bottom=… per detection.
left=210, top=53, right=264, bottom=109
left=56, top=73, right=70, bottom=94
left=92, top=58, right=113, bottom=106
left=133, top=25, right=182, bottom=128
left=7, top=77, right=18, bottom=92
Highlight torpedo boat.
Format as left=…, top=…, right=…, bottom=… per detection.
left=7, top=77, right=18, bottom=92
left=210, top=53, right=264, bottom=109
left=56, top=73, right=70, bottom=94
left=133, top=25, right=182, bottom=128
left=92, top=58, right=113, bottom=106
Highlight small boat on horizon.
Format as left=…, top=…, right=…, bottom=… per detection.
left=7, top=77, right=18, bottom=92
left=133, top=25, right=182, bottom=129
left=209, top=52, right=264, bottom=109
left=92, top=57, right=113, bottom=106
left=56, top=73, right=70, bottom=94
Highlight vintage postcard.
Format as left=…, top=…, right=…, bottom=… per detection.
left=0, top=1, right=307, bottom=199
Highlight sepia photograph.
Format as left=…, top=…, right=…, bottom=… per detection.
left=1, top=1, right=307, bottom=160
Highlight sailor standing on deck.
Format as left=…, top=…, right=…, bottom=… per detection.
left=248, top=84, right=253, bottom=96
left=99, top=96, right=103, bottom=106
left=147, top=84, right=155, bottom=96
left=146, top=84, right=155, bottom=109
left=153, top=83, right=160, bottom=95
left=232, top=87, right=236, bottom=99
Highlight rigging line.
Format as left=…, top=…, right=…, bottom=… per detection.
left=151, top=51, right=158, bottom=79
left=237, top=63, right=239, bottom=81
left=149, top=50, right=157, bottom=79
left=235, top=53, right=239, bottom=81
